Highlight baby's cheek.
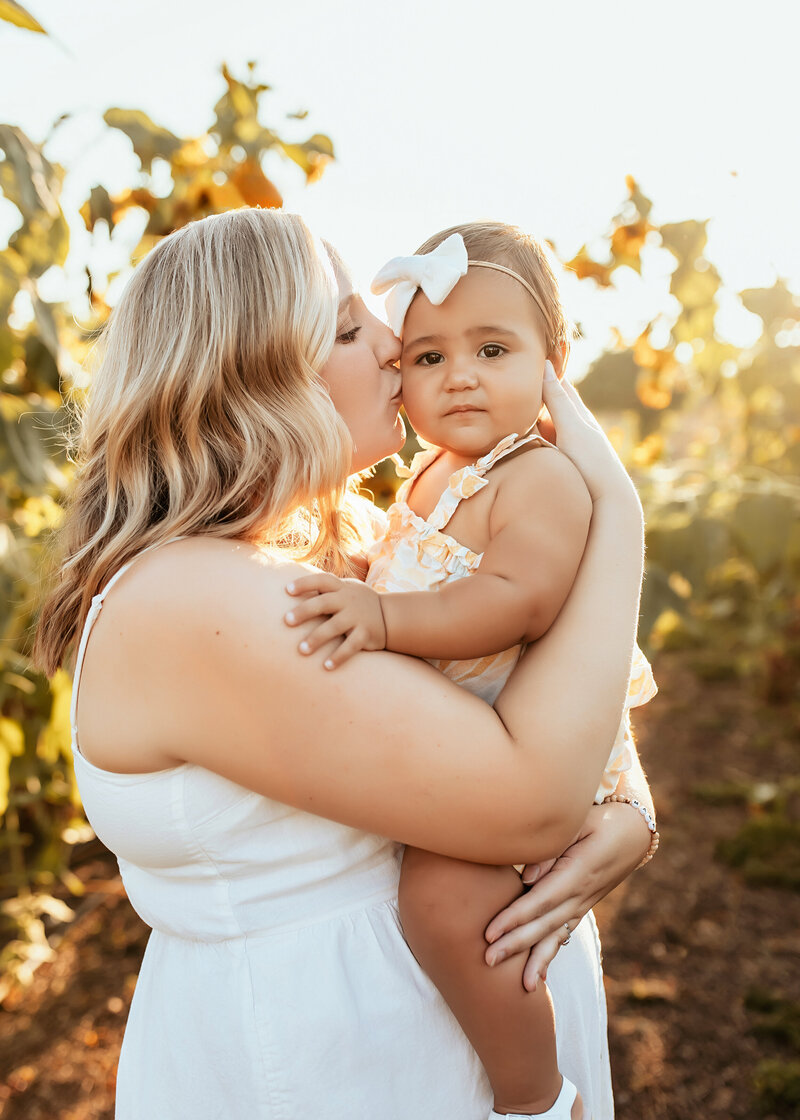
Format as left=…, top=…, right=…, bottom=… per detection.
left=399, top=390, right=430, bottom=439
left=399, top=376, right=422, bottom=418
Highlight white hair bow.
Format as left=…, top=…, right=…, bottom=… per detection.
left=371, top=233, right=469, bottom=338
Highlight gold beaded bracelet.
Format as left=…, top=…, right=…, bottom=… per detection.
left=602, top=794, right=660, bottom=868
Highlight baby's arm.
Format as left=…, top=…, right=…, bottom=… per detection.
left=383, top=448, right=592, bottom=658
left=285, top=449, right=591, bottom=667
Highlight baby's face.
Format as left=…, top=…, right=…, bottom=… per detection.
left=400, top=268, right=548, bottom=462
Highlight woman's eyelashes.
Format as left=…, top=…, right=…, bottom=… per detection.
left=335, top=324, right=362, bottom=345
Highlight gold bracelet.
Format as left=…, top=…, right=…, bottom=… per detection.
left=602, top=794, right=660, bottom=868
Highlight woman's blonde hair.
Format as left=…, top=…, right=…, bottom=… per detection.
left=35, top=207, right=358, bottom=675
left=416, top=221, right=573, bottom=356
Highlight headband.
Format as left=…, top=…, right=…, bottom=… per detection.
left=370, top=232, right=550, bottom=338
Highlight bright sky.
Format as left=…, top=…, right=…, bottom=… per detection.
left=3, top=0, right=799, bottom=370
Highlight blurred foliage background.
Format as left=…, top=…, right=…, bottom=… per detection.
left=0, top=3, right=799, bottom=1114
left=3, top=57, right=800, bottom=946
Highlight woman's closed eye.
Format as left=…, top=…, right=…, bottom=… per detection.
left=336, top=324, right=362, bottom=345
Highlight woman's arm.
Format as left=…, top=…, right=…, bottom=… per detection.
left=77, top=376, right=644, bottom=868
left=483, top=746, right=656, bottom=989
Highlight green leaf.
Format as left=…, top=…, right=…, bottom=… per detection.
left=30, top=291, right=60, bottom=360
left=211, top=63, right=278, bottom=157
left=671, top=262, right=721, bottom=313
left=0, top=395, right=66, bottom=485
left=0, top=248, right=25, bottom=321
left=0, top=125, right=62, bottom=220
left=0, top=0, right=46, bottom=33
left=279, top=133, right=335, bottom=181
left=37, top=669, right=72, bottom=765
left=9, top=210, right=69, bottom=277
left=23, top=333, right=59, bottom=391
left=659, top=219, right=708, bottom=266
left=103, top=108, right=181, bottom=173
left=739, top=279, right=800, bottom=333
left=0, top=716, right=25, bottom=817
left=627, top=179, right=652, bottom=221
left=79, top=184, right=115, bottom=232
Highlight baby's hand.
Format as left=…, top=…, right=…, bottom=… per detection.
left=284, top=573, right=387, bottom=669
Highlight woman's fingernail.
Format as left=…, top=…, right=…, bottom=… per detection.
left=299, top=640, right=310, bottom=654
left=285, top=612, right=296, bottom=624
left=522, top=866, right=540, bottom=885
left=544, top=360, right=556, bottom=381
left=324, top=659, right=335, bottom=670
left=488, top=950, right=506, bottom=967
left=286, top=582, right=295, bottom=593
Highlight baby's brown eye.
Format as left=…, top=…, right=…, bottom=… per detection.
left=480, top=344, right=505, bottom=359
left=417, top=352, right=444, bottom=367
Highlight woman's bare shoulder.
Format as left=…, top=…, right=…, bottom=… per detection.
left=78, top=538, right=315, bottom=770
left=106, top=537, right=308, bottom=623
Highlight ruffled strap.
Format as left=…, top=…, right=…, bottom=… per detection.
left=427, top=428, right=550, bottom=531
left=594, top=644, right=658, bottom=803
left=627, top=644, right=658, bottom=709
left=395, top=447, right=439, bottom=504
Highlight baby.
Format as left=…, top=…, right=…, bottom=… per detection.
left=286, top=222, right=656, bottom=1120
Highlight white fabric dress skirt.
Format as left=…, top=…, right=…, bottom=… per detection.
left=73, top=753, right=613, bottom=1119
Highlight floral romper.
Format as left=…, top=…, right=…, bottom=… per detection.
left=367, top=430, right=657, bottom=803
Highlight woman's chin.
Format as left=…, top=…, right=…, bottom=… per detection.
left=351, top=421, right=406, bottom=473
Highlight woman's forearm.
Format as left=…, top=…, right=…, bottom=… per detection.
left=495, top=491, right=645, bottom=836
left=615, top=745, right=655, bottom=820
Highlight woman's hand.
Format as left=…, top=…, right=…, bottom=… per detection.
left=541, top=364, right=641, bottom=510
left=484, top=799, right=652, bottom=991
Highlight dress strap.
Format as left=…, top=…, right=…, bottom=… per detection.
left=476, top=427, right=552, bottom=473
left=69, top=536, right=185, bottom=740
left=426, top=427, right=551, bottom=531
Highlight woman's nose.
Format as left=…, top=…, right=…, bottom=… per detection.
left=378, top=323, right=401, bottom=368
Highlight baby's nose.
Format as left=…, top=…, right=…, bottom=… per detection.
left=445, top=360, right=479, bottom=389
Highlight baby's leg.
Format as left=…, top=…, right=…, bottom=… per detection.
left=398, top=846, right=581, bottom=1118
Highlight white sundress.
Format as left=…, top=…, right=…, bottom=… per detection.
left=70, top=540, right=616, bottom=1119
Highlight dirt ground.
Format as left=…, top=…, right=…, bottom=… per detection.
left=0, top=652, right=798, bottom=1120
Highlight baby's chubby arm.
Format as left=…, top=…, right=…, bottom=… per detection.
left=381, top=448, right=592, bottom=658
left=285, top=448, right=592, bottom=668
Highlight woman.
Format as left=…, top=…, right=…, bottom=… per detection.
left=35, top=208, right=653, bottom=1119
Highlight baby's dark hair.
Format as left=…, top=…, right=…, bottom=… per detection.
left=416, top=221, right=574, bottom=357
